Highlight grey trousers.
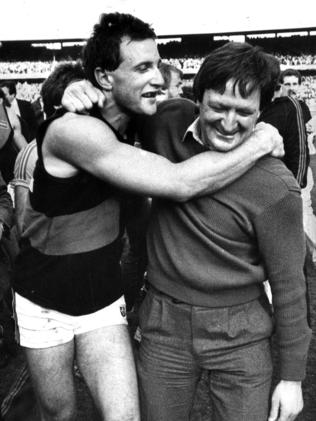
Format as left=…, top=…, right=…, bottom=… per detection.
left=137, top=287, right=274, bottom=421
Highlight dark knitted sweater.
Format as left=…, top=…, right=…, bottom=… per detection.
left=138, top=98, right=312, bottom=381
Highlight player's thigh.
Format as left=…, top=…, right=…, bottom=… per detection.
left=24, top=340, right=76, bottom=418
left=76, top=324, right=139, bottom=421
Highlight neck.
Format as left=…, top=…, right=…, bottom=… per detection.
left=99, top=98, right=131, bottom=136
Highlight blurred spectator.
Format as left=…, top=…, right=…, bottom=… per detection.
left=0, top=81, right=38, bottom=142
left=260, top=82, right=309, bottom=188
left=260, top=76, right=316, bottom=254
left=157, top=62, right=183, bottom=102
left=40, top=61, right=85, bottom=117
left=0, top=171, right=15, bottom=369
left=280, top=68, right=312, bottom=125
left=0, top=89, right=27, bottom=184
left=31, top=96, right=45, bottom=128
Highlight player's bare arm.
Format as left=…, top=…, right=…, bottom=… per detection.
left=44, top=113, right=283, bottom=202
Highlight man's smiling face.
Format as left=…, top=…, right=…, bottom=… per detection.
left=198, top=79, right=260, bottom=152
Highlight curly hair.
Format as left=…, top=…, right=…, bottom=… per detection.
left=82, top=12, right=156, bottom=88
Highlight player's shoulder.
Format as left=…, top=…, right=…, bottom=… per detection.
left=48, top=111, right=115, bottom=140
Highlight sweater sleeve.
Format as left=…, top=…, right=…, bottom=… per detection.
left=254, top=190, right=312, bottom=380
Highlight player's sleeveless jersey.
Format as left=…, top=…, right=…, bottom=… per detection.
left=14, top=108, right=129, bottom=315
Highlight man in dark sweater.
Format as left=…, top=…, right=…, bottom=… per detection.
left=134, top=43, right=311, bottom=421
left=61, top=43, right=308, bottom=421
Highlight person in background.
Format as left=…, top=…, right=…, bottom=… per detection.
left=13, top=62, right=86, bottom=239
left=41, top=61, right=86, bottom=118
left=0, top=81, right=38, bottom=142
left=280, top=68, right=312, bottom=127
left=157, top=62, right=183, bottom=102
left=0, top=89, right=27, bottom=184
left=279, top=68, right=316, bottom=254
left=259, top=81, right=309, bottom=188
left=0, top=171, right=14, bottom=369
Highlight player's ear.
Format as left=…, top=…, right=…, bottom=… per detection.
left=94, top=68, right=114, bottom=91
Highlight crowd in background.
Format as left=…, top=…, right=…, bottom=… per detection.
left=1, top=54, right=316, bottom=103
left=1, top=54, right=316, bottom=75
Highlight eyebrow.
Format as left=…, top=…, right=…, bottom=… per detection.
left=134, top=61, right=153, bottom=69
left=134, top=57, right=161, bottom=70
left=208, top=99, right=257, bottom=113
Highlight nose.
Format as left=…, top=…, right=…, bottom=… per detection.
left=221, top=111, right=238, bottom=133
left=151, top=66, right=164, bottom=88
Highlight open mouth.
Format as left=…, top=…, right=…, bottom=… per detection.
left=215, top=129, right=238, bottom=139
left=142, top=91, right=158, bottom=98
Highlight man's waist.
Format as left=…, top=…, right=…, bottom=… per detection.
left=147, top=279, right=264, bottom=308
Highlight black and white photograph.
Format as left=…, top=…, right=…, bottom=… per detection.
left=0, top=1, right=316, bottom=420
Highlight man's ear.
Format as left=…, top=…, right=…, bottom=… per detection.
left=94, top=67, right=114, bottom=91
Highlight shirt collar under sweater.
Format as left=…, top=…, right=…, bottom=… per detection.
left=183, top=117, right=204, bottom=146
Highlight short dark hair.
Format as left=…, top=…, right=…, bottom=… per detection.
left=193, top=42, right=280, bottom=110
left=82, top=12, right=156, bottom=87
left=0, top=81, right=16, bottom=96
left=280, top=68, right=302, bottom=85
left=41, top=61, right=86, bottom=117
left=159, top=62, right=183, bottom=89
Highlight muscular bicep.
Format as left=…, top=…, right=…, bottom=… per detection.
left=47, top=114, right=185, bottom=199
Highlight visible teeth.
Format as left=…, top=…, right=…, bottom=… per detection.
left=142, top=92, right=156, bottom=98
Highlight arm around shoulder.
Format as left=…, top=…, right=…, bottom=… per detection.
left=47, top=114, right=284, bottom=201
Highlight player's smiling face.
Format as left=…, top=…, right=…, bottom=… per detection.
left=198, top=79, right=260, bottom=152
left=109, top=37, right=164, bottom=115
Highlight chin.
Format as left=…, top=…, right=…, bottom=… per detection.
left=213, top=138, right=241, bottom=152
left=142, top=105, right=157, bottom=115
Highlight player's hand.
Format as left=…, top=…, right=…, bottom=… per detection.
left=268, top=380, right=303, bottom=421
left=61, top=80, right=105, bottom=113
left=252, top=122, right=284, bottom=158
